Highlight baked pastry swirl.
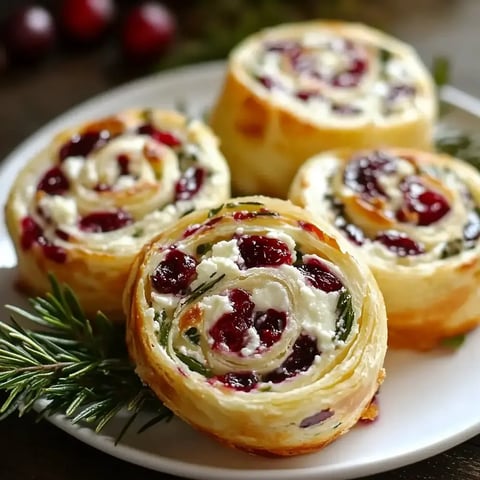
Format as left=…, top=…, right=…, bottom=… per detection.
left=289, top=148, right=480, bottom=350
left=5, top=109, right=230, bottom=320
left=210, top=21, right=436, bottom=198
left=125, top=196, right=387, bottom=456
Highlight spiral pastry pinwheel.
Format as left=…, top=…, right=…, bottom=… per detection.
left=125, top=196, right=387, bottom=456
left=5, top=109, right=230, bottom=320
left=289, top=148, right=480, bottom=350
left=210, top=21, right=436, bottom=198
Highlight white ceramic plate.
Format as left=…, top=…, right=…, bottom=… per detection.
left=1, top=61, right=480, bottom=480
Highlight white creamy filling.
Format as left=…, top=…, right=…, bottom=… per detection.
left=248, top=36, right=422, bottom=121
left=38, top=195, right=78, bottom=226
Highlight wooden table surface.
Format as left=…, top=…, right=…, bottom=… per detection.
left=1, top=1, right=479, bottom=479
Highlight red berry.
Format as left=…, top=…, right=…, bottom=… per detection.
left=60, top=0, right=115, bottom=43
left=3, top=5, right=56, bottom=61
left=121, top=2, right=176, bottom=63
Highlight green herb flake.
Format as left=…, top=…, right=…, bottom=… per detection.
left=132, top=228, right=144, bottom=238
left=379, top=48, right=392, bottom=64
left=225, top=201, right=264, bottom=208
left=157, top=311, right=171, bottom=347
left=440, top=239, right=464, bottom=259
left=208, top=204, right=224, bottom=218
left=432, top=56, right=450, bottom=88
left=441, top=334, right=466, bottom=349
left=175, top=351, right=212, bottom=377
left=180, top=208, right=195, bottom=218
left=196, top=242, right=213, bottom=256
left=334, top=289, right=355, bottom=342
left=184, top=327, right=200, bottom=345
left=184, top=274, right=226, bottom=306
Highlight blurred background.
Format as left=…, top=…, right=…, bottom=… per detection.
left=0, top=0, right=479, bottom=160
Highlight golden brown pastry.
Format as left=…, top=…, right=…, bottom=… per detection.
left=289, top=148, right=480, bottom=350
left=210, top=20, right=436, bottom=198
left=5, top=109, right=230, bottom=320
left=125, top=196, right=387, bottom=456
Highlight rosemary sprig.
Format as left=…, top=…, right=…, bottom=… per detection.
left=0, top=275, right=172, bottom=442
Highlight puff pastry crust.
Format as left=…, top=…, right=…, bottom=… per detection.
left=210, top=20, right=437, bottom=198
left=289, top=148, right=480, bottom=350
left=5, top=109, right=230, bottom=320
left=125, top=196, right=387, bottom=456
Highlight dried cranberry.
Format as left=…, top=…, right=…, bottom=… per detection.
left=20, top=217, right=67, bottom=263
left=182, top=216, right=222, bottom=238
left=238, top=235, right=292, bottom=269
left=209, top=289, right=254, bottom=353
left=331, top=56, right=367, bottom=88
left=42, top=244, right=67, bottom=263
left=296, top=90, right=321, bottom=101
left=20, top=216, right=43, bottom=250
left=59, top=130, right=110, bottom=161
left=55, top=229, right=70, bottom=241
left=375, top=230, right=425, bottom=256
left=344, top=151, right=397, bottom=199
left=397, top=176, right=450, bottom=226
left=175, top=167, right=206, bottom=201
left=264, top=335, right=319, bottom=383
left=265, top=40, right=302, bottom=54
left=256, top=75, right=277, bottom=90
left=300, top=409, right=334, bottom=428
left=37, top=167, right=70, bottom=195
left=338, top=220, right=365, bottom=246
left=137, top=124, right=181, bottom=147
left=214, top=371, right=259, bottom=392
left=151, top=249, right=197, bottom=294
left=79, top=210, right=133, bottom=233
left=117, top=154, right=130, bottom=175
left=296, top=258, right=343, bottom=292
left=254, top=309, right=287, bottom=347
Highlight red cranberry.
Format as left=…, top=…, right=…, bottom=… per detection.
left=55, top=229, right=70, bottom=241
left=256, top=75, right=277, bottom=90
left=117, top=154, right=130, bottom=176
left=237, top=235, right=292, bottom=269
left=397, top=176, right=450, bottom=226
left=151, top=249, right=197, bottom=294
left=59, top=0, right=115, bottom=43
left=296, top=258, right=343, bottom=292
left=121, top=2, right=177, bottom=63
left=264, top=335, right=319, bottom=383
left=3, top=5, right=56, bottom=62
left=20, top=217, right=67, bottom=263
left=332, top=56, right=367, bottom=88
left=334, top=218, right=365, bottom=246
left=79, top=209, right=133, bottom=233
left=209, top=289, right=254, bottom=353
left=300, top=409, right=334, bottom=428
left=42, top=244, right=67, bottom=263
left=213, top=371, right=259, bottom=392
left=59, top=130, right=110, bottom=161
left=296, top=90, right=321, bottom=101
left=344, top=151, right=397, bottom=199
left=20, top=216, right=43, bottom=250
left=182, top=216, right=222, bottom=238
left=375, top=230, right=425, bottom=256
left=175, top=167, right=206, bottom=201
left=37, top=167, right=70, bottom=195
left=254, top=309, right=287, bottom=348
left=137, top=124, right=181, bottom=147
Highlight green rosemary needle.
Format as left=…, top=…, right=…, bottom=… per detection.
left=0, top=275, right=172, bottom=442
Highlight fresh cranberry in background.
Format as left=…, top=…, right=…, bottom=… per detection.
left=121, top=2, right=177, bottom=64
left=59, top=0, right=115, bottom=43
left=3, top=5, right=56, bottom=62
